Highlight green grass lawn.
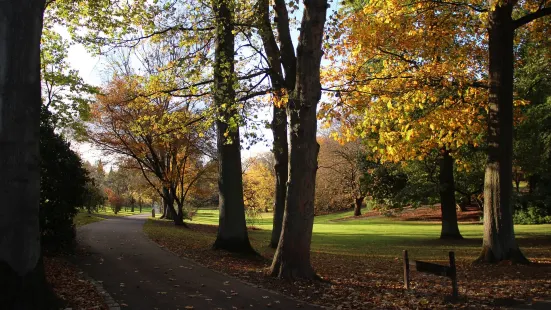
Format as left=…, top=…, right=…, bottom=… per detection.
left=94, top=206, right=153, bottom=217
left=73, top=211, right=105, bottom=227
left=185, top=208, right=551, bottom=261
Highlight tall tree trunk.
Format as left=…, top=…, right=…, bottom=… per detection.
left=161, top=187, right=174, bottom=220
left=270, top=0, right=328, bottom=280
left=439, top=150, right=462, bottom=239
left=477, top=2, right=528, bottom=263
left=354, top=197, right=363, bottom=216
left=160, top=200, right=166, bottom=219
left=173, top=202, right=187, bottom=227
left=257, top=0, right=296, bottom=249
left=164, top=186, right=183, bottom=225
left=171, top=187, right=187, bottom=227
left=257, top=0, right=290, bottom=249
left=212, top=0, right=254, bottom=254
left=270, top=107, right=288, bottom=248
left=0, top=1, right=48, bottom=309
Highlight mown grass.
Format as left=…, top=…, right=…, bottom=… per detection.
left=183, top=208, right=551, bottom=261
left=73, top=211, right=105, bottom=227
left=94, top=206, right=153, bottom=217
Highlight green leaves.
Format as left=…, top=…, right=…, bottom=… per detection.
left=40, top=27, right=98, bottom=137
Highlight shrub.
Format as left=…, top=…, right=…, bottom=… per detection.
left=514, top=206, right=551, bottom=224
left=363, top=161, right=438, bottom=209
left=513, top=189, right=551, bottom=224
left=40, top=111, right=88, bottom=251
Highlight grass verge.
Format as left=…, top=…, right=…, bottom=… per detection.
left=74, top=211, right=105, bottom=227
left=93, top=207, right=153, bottom=217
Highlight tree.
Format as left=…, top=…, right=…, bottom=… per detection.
left=89, top=73, right=210, bottom=226
left=325, top=0, right=551, bottom=256
left=479, top=0, right=550, bottom=263
left=104, top=188, right=125, bottom=214
left=104, top=168, right=131, bottom=213
left=0, top=1, right=48, bottom=308
left=40, top=27, right=98, bottom=137
left=52, top=0, right=292, bottom=252
left=212, top=0, right=255, bottom=253
left=82, top=181, right=106, bottom=214
left=268, top=0, right=329, bottom=279
left=322, top=1, right=492, bottom=239
left=317, top=136, right=366, bottom=216
left=256, top=0, right=291, bottom=249
left=243, top=155, right=275, bottom=214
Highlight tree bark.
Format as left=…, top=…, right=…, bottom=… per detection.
left=270, top=107, right=288, bottom=248
left=0, top=1, right=48, bottom=308
left=163, top=186, right=184, bottom=225
left=212, top=0, right=254, bottom=254
left=439, top=151, right=463, bottom=239
left=173, top=202, right=187, bottom=227
left=354, top=197, right=363, bottom=216
left=160, top=200, right=166, bottom=219
left=257, top=0, right=290, bottom=249
left=172, top=187, right=188, bottom=227
left=477, top=2, right=528, bottom=263
left=270, top=0, right=328, bottom=280
left=161, top=187, right=174, bottom=220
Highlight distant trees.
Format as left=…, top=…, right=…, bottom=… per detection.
left=243, top=154, right=275, bottom=215
left=82, top=181, right=106, bottom=214
left=317, top=137, right=366, bottom=216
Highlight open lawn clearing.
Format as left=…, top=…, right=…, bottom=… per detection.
left=144, top=209, right=551, bottom=309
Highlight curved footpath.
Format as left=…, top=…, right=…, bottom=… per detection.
left=76, top=214, right=320, bottom=310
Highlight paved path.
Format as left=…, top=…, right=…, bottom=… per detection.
left=76, top=215, right=319, bottom=310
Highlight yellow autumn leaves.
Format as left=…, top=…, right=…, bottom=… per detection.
left=321, top=0, right=489, bottom=163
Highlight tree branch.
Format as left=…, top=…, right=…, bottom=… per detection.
left=273, top=0, right=297, bottom=90
left=513, top=6, right=551, bottom=29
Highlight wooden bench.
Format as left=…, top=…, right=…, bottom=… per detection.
left=403, top=250, right=458, bottom=299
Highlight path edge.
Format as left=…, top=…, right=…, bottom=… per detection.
left=80, top=271, right=121, bottom=310
left=141, top=217, right=326, bottom=309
